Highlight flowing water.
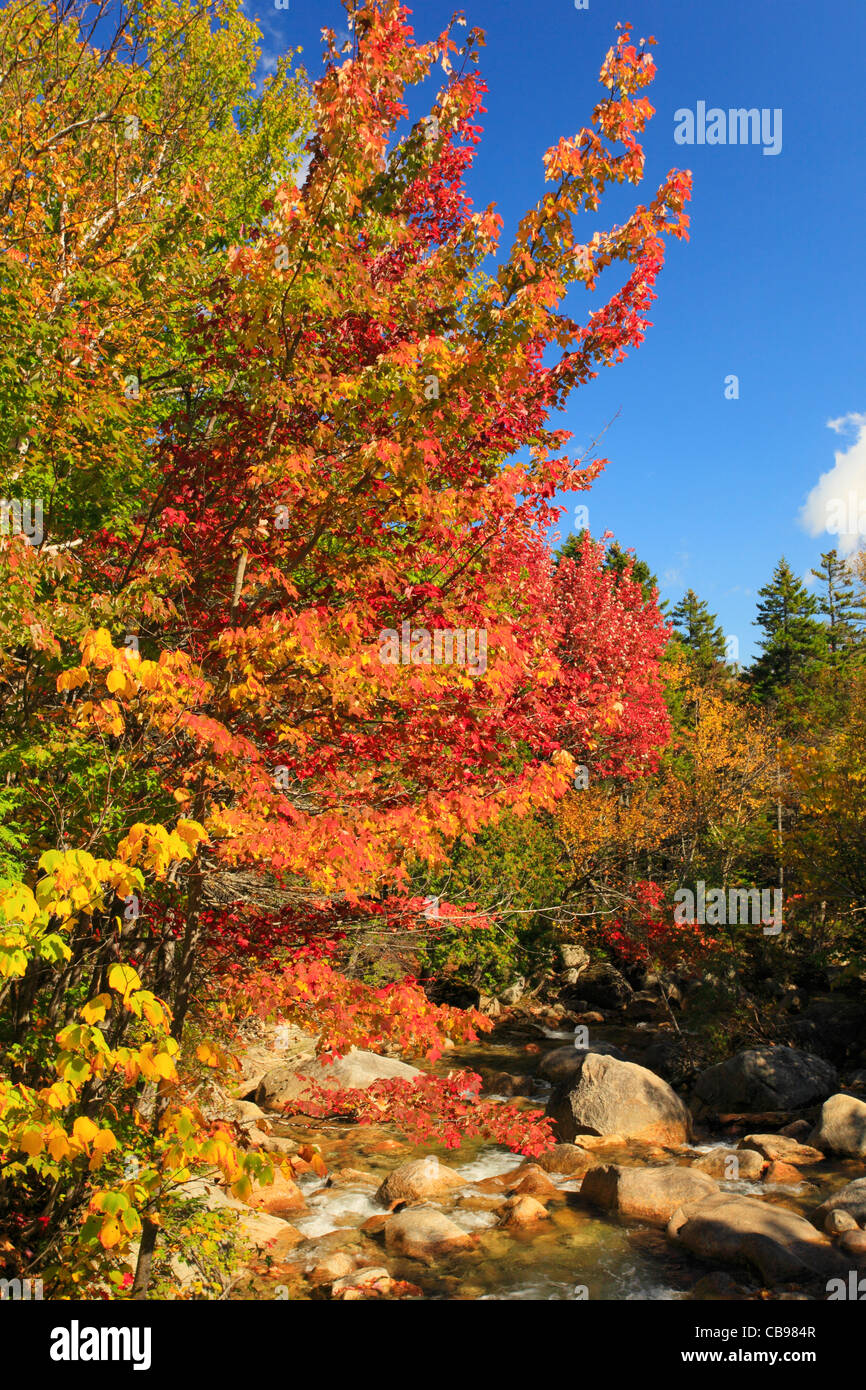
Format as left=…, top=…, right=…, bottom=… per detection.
left=238, top=1025, right=858, bottom=1301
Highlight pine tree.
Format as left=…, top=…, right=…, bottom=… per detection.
left=670, top=589, right=727, bottom=673
left=749, top=558, right=827, bottom=702
left=810, top=549, right=865, bottom=662
left=557, top=531, right=660, bottom=605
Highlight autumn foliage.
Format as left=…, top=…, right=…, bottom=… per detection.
left=0, top=0, right=689, bottom=1296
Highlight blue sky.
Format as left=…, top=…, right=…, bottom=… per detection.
left=248, top=0, right=866, bottom=660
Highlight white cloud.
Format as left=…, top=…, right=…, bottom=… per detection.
left=800, top=412, right=866, bottom=556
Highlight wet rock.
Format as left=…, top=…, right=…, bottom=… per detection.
left=809, top=1093, right=866, bottom=1158
left=376, top=1157, right=465, bottom=1209
left=739, top=1133, right=825, bottom=1166
left=763, top=1160, right=808, bottom=1185
left=360, top=1214, right=389, bottom=1236
left=506, top=1165, right=561, bottom=1202
left=498, top=1194, right=550, bottom=1228
left=256, top=1048, right=421, bottom=1109
left=536, top=1143, right=594, bottom=1176
left=547, top=1052, right=692, bottom=1146
left=693, top=1148, right=765, bottom=1181
left=810, top=1177, right=866, bottom=1229
left=244, top=1169, right=306, bottom=1218
left=692, top=1047, right=837, bottom=1116
left=824, top=1209, right=858, bottom=1235
left=383, top=1206, right=472, bottom=1262
left=668, top=1192, right=848, bottom=1283
left=537, top=1041, right=627, bottom=1085
left=581, top=1163, right=719, bottom=1227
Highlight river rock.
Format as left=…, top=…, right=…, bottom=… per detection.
left=692, top=1047, right=837, bottom=1116
left=255, top=1047, right=421, bottom=1109
left=506, top=1164, right=561, bottom=1201
left=376, top=1157, right=465, bottom=1208
left=331, top=1267, right=422, bottom=1300
left=580, top=1163, right=718, bottom=1227
left=547, top=1052, right=692, bottom=1146
left=537, top=1041, right=627, bottom=1085
left=244, top=1168, right=306, bottom=1217
left=536, top=1144, right=594, bottom=1176
left=811, top=1177, right=866, bottom=1229
left=763, top=1160, right=808, bottom=1184
left=307, top=1252, right=357, bottom=1286
left=824, top=1209, right=858, bottom=1235
left=383, top=1206, right=472, bottom=1262
left=838, top=1231, right=866, bottom=1261
left=668, top=1192, right=848, bottom=1283
left=693, top=1147, right=765, bottom=1181
left=498, top=1194, right=549, bottom=1228
left=567, top=962, right=632, bottom=1010
left=739, top=1133, right=825, bottom=1166
left=809, top=1093, right=866, bottom=1158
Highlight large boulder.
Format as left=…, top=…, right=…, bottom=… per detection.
left=668, top=1192, right=848, bottom=1284
left=567, top=962, right=632, bottom=1010
left=811, top=1177, right=866, bottom=1229
left=376, top=1158, right=465, bottom=1209
left=810, top=1093, right=866, bottom=1159
left=537, top=1041, right=627, bottom=1085
left=580, top=1164, right=719, bottom=1227
left=692, top=1047, right=837, bottom=1116
left=546, top=1052, right=692, bottom=1146
left=255, top=1047, right=421, bottom=1109
left=383, top=1206, right=472, bottom=1262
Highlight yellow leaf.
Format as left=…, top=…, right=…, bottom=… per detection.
left=81, top=993, right=112, bottom=1024
left=73, top=1115, right=99, bottom=1146
left=108, top=964, right=141, bottom=998
left=99, top=1218, right=122, bottom=1249
left=19, top=1128, right=44, bottom=1156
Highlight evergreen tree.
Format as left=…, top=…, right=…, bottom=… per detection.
left=557, top=530, right=660, bottom=605
left=670, top=589, right=727, bottom=674
left=749, top=558, right=827, bottom=702
left=810, top=549, right=866, bottom=662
